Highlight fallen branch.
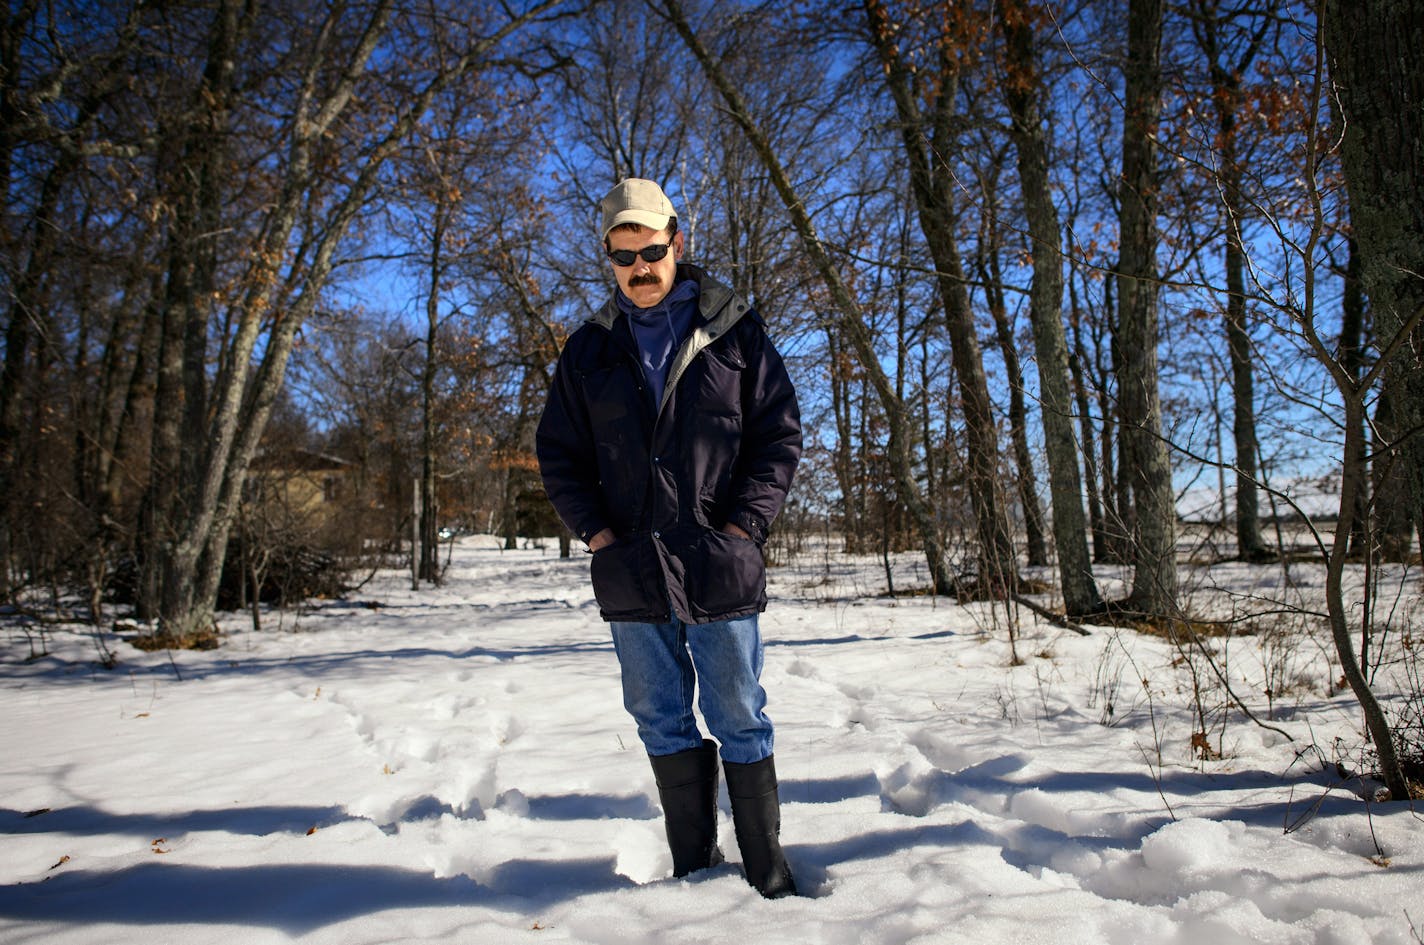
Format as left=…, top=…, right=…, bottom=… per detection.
left=1013, top=594, right=1092, bottom=636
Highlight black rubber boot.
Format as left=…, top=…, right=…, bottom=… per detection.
left=723, top=754, right=798, bottom=899
left=649, top=740, right=725, bottom=878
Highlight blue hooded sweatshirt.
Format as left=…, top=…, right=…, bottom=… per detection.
left=617, top=278, right=700, bottom=411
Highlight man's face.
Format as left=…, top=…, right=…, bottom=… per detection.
left=607, top=224, right=683, bottom=309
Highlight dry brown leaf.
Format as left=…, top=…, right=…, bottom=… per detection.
left=1190, top=732, right=1221, bottom=761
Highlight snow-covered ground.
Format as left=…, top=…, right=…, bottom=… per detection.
left=2, top=538, right=1420, bottom=944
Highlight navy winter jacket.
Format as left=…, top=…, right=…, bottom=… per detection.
left=536, top=264, right=802, bottom=624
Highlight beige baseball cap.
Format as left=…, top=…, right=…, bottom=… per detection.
left=599, top=178, right=677, bottom=240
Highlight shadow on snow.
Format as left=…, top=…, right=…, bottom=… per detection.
left=0, top=859, right=636, bottom=931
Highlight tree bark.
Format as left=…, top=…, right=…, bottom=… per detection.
left=419, top=218, right=444, bottom=583
left=1068, top=274, right=1108, bottom=564
left=998, top=2, right=1104, bottom=616
left=1323, top=0, right=1424, bottom=565
left=1339, top=235, right=1370, bottom=555
left=1117, top=0, right=1179, bottom=616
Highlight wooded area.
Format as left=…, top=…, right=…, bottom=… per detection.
left=1, top=0, right=1421, bottom=792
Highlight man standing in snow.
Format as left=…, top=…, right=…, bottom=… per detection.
left=536, top=178, right=802, bottom=898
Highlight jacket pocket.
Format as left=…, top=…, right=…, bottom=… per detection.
left=696, top=344, right=746, bottom=420
left=682, top=528, right=766, bottom=621
left=589, top=539, right=657, bottom=618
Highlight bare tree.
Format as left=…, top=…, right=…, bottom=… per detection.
left=1185, top=0, right=1277, bottom=561
left=1323, top=0, right=1424, bottom=566
left=994, top=0, right=1104, bottom=616
left=387, top=73, right=537, bottom=580
left=861, top=0, right=1019, bottom=595
left=1117, top=0, right=1180, bottom=616
left=129, top=0, right=571, bottom=641
left=1319, top=0, right=1424, bottom=798
left=0, top=1, right=148, bottom=603
left=659, top=0, right=959, bottom=593
left=973, top=147, right=1051, bottom=569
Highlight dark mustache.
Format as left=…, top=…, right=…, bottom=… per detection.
left=629, top=274, right=661, bottom=287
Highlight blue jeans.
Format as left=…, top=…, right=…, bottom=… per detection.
left=610, top=613, right=774, bottom=764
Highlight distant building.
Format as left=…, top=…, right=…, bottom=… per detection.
left=245, top=449, right=357, bottom=540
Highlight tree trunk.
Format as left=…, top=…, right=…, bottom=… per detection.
left=1071, top=349, right=1106, bottom=565
left=1293, top=0, right=1420, bottom=801
left=1324, top=0, right=1424, bottom=566
left=979, top=216, right=1050, bottom=569
left=1068, top=276, right=1108, bottom=565
left=1102, top=273, right=1131, bottom=565
left=827, top=330, right=865, bottom=552
left=998, top=2, right=1104, bottom=615
left=1224, top=227, right=1268, bottom=561
left=142, top=0, right=247, bottom=639
left=861, top=0, right=1018, bottom=594
left=1328, top=397, right=1412, bottom=800
left=919, top=333, right=939, bottom=512
left=1194, top=2, right=1271, bottom=561
left=419, top=216, right=445, bottom=584
left=1340, top=235, right=1370, bottom=556
left=0, top=164, right=63, bottom=598
left=1117, top=0, right=1178, bottom=616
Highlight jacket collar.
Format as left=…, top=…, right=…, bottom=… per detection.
left=589, top=263, right=746, bottom=336
left=589, top=263, right=754, bottom=415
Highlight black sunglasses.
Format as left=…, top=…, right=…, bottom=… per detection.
left=607, top=243, right=672, bottom=267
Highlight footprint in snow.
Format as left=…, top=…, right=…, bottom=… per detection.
left=396, top=728, right=442, bottom=763
left=908, top=730, right=985, bottom=773
left=427, top=693, right=466, bottom=721
left=784, top=658, right=820, bottom=679
left=489, top=713, right=524, bottom=746
left=836, top=704, right=882, bottom=733
left=875, top=756, right=950, bottom=817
